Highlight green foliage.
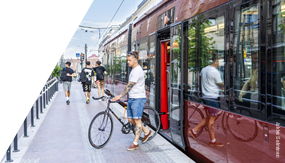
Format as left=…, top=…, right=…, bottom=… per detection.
left=199, top=16, right=215, bottom=69
left=52, top=64, right=62, bottom=77
left=174, top=14, right=216, bottom=72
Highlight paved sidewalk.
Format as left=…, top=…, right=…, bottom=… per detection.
left=15, top=82, right=194, bottom=163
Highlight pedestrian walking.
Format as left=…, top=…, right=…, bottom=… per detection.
left=189, top=53, right=224, bottom=147
left=81, top=61, right=95, bottom=104
left=93, top=61, right=107, bottom=101
left=112, top=51, right=152, bottom=151
left=61, top=61, right=76, bottom=105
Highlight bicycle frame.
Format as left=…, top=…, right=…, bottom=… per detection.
left=97, top=96, right=128, bottom=131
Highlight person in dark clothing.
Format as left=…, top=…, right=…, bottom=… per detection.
left=93, top=61, right=107, bottom=101
left=81, top=61, right=95, bottom=104
left=62, top=61, right=76, bottom=105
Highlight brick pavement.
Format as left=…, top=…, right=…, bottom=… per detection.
left=17, top=82, right=194, bottom=163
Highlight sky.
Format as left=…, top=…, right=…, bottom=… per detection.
left=64, top=0, right=143, bottom=59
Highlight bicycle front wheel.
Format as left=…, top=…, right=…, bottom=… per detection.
left=88, top=111, right=113, bottom=148
left=132, top=107, right=161, bottom=141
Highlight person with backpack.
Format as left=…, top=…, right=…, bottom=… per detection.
left=61, top=61, right=76, bottom=105
left=93, top=61, right=107, bottom=101
left=80, top=61, right=95, bottom=104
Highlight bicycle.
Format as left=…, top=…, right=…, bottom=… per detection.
left=88, top=95, right=161, bottom=149
left=187, top=101, right=258, bottom=142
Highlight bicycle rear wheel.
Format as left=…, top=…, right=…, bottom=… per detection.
left=88, top=111, right=113, bottom=149
left=132, top=107, right=161, bottom=141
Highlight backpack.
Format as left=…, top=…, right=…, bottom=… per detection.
left=79, top=70, right=88, bottom=83
left=60, top=68, right=67, bottom=81
left=96, top=67, right=104, bottom=80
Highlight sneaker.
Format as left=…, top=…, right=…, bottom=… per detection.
left=98, top=99, right=102, bottom=101
left=142, top=130, right=152, bottom=144
left=127, top=143, right=139, bottom=151
left=86, top=98, right=90, bottom=104
left=209, top=140, right=224, bottom=147
left=66, top=100, right=70, bottom=105
left=189, top=129, right=198, bottom=139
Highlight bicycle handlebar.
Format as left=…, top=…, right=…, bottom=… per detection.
left=92, top=96, right=128, bottom=103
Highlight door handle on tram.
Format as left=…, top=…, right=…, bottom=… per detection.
left=166, top=70, right=171, bottom=115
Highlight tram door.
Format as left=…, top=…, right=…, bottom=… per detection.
left=160, top=25, right=184, bottom=148
left=169, top=25, right=184, bottom=148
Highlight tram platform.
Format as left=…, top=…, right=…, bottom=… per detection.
left=3, top=82, right=194, bottom=163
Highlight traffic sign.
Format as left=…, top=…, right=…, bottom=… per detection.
left=76, top=53, right=80, bottom=57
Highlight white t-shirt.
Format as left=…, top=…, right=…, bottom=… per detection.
left=200, top=65, right=223, bottom=99
left=128, top=65, right=146, bottom=98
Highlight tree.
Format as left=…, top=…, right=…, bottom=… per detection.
left=51, top=64, right=62, bottom=77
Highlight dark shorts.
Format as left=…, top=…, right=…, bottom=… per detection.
left=127, top=98, right=147, bottom=119
left=82, top=83, right=91, bottom=92
left=203, top=98, right=220, bottom=116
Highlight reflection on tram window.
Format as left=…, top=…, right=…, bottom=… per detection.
left=121, top=46, right=127, bottom=82
left=171, top=25, right=182, bottom=116
left=271, top=0, right=285, bottom=112
left=149, top=35, right=156, bottom=108
left=171, top=25, right=181, bottom=89
left=114, top=46, right=121, bottom=80
left=234, top=4, right=259, bottom=110
left=199, top=14, right=225, bottom=107
left=184, top=18, right=199, bottom=100
left=138, top=37, right=149, bottom=105
left=110, top=43, right=116, bottom=78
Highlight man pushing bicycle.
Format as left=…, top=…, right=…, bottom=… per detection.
left=112, top=51, right=152, bottom=151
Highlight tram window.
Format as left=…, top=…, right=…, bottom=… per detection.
left=149, top=35, right=156, bottom=108
left=271, top=0, right=285, bottom=113
left=121, top=46, right=127, bottom=82
left=110, top=42, right=116, bottom=78
left=114, top=47, right=121, bottom=80
left=233, top=3, right=260, bottom=111
left=184, top=18, right=199, bottom=101
left=132, top=41, right=136, bottom=51
left=199, top=14, right=225, bottom=103
left=157, top=7, right=175, bottom=30
left=138, top=37, right=148, bottom=83
left=171, top=25, right=181, bottom=88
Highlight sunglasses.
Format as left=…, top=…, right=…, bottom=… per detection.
left=128, top=51, right=138, bottom=59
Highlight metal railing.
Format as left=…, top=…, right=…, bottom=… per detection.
left=4, top=78, right=59, bottom=162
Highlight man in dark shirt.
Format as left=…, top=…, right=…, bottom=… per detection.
left=81, top=61, right=95, bottom=104
left=62, top=61, right=76, bottom=105
left=93, top=61, right=107, bottom=101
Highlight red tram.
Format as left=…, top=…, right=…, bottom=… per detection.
left=102, top=0, right=285, bottom=162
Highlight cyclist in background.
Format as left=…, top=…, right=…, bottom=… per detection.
left=112, top=51, right=152, bottom=151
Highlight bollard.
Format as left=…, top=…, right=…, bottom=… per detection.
left=40, top=95, right=43, bottom=113
left=43, top=86, right=46, bottom=109
left=24, top=117, right=28, bottom=137
left=13, top=134, right=20, bottom=152
left=46, top=85, right=49, bottom=105
left=36, top=99, right=39, bottom=119
left=5, top=146, right=13, bottom=162
left=31, top=106, right=35, bottom=127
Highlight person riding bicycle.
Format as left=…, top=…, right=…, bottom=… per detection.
left=112, top=51, right=152, bottom=151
